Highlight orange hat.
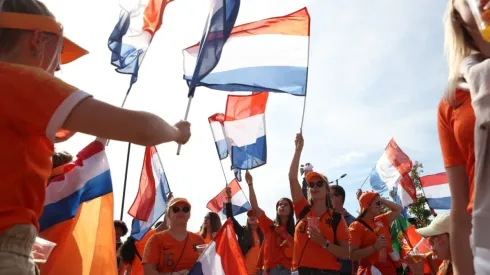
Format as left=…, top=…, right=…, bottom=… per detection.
left=0, top=12, right=88, bottom=64
left=358, top=191, right=379, bottom=213
left=168, top=197, right=191, bottom=209
left=247, top=210, right=255, bottom=217
left=305, top=171, right=329, bottom=183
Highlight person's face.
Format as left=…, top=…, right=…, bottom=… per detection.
left=115, top=227, right=123, bottom=240
left=276, top=199, right=291, bottom=217
left=331, top=190, right=343, bottom=210
left=247, top=215, right=258, bottom=227
left=28, top=31, right=62, bottom=74
left=454, top=0, right=490, bottom=56
left=428, top=233, right=451, bottom=260
left=204, top=214, right=210, bottom=227
left=308, top=180, right=328, bottom=200
left=368, top=197, right=382, bottom=216
left=169, top=202, right=191, bottom=226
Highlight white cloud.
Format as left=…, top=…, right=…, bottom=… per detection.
left=41, top=0, right=448, bottom=231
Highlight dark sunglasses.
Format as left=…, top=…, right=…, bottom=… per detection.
left=373, top=201, right=381, bottom=206
left=172, top=206, right=190, bottom=214
left=307, top=181, right=325, bottom=188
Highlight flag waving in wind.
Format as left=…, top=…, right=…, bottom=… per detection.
left=208, top=113, right=228, bottom=160
left=420, top=172, right=451, bottom=209
left=370, top=139, right=416, bottom=207
left=183, top=8, right=310, bottom=96
left=108, top=0, right=173, bottom=87
left=207, top=178, right=251, bottom=219
left=130, top=146, right=171, bottom=241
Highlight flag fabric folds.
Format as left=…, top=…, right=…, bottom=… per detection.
left=208, top=113, right=229, bottom=160
left=420, top=172, right=451, bottom=209
left=224, top=92, right=268, bottom=170
left=369, top=139, right=416, bottom=207
left=108, top=0, right=173, bottom=85
left=183, top=8, right=310, bottom=96
left=207, top=179, right=251, bottom=220
left=130, top=146, right=171, bottom=241
left=39, top=140, right=116, bottom=275
left=184, top=0, right=241, bottom=97
left=188, top=219, right=248, bottom=275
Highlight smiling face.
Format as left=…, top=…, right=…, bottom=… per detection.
left=169, top=202, right=191, bottom=227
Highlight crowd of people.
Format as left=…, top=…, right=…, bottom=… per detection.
left=1, top=0, right=490, bottom=274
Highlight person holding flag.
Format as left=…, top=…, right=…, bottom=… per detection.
left=0, top=0, right=191, bottom=273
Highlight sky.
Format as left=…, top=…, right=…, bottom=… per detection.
left=42, top=0, right=449, bottom=232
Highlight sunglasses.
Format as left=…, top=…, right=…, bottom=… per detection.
left=308, top=181, right=325, bottom=188
left=172, top=206, right=190, bottom=214
left=373, top=201, right=381, bottom=206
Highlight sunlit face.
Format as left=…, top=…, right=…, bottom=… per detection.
left=368, top=197, right=382, bottom=216
left=169, top=202, right=191, bottom=226
left=428, top=234, right=451, bottom=260
left=307, top=180, right=328, bottom=200
left=276, top=199, right=291, bottom=217
left=204, top=214, right=210, bottom=227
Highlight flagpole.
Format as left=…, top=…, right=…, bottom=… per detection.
left=300, top=34, right=311, bottom=133
left=360, top=167, right=375, bottom=189
left=176, top=88, right=195, bottom=155
left=207, top=121, right=229, bottom=186
left=119, top=142, right=132, bottom=220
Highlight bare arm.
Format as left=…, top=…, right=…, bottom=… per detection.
left=245, top=171, right=264, bottom=218
left=380, top=198, right=403, bottom=224
left=288, top=133, right=307, bottom=203
left=62, top=98, right=190, bottom=146
left=446, top=166, right=474, bottom=275
left=326, top=240, right=349, bottom=259
left=143, top=264, right=160, bottom=275
left=349, top=243, right=377, bottom=261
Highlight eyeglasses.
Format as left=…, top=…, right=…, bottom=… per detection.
left=172, top=206, right=190, bottom=214
left=308, top=181, right=324, bottom=188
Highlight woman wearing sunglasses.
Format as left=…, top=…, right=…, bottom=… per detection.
left=348, top=191, right=402, bottom=275
left=143, top=198, right=204, bottom=275
left=288, top=133, right=350, bottom=275
left=246, top=170, right=295, bottom=275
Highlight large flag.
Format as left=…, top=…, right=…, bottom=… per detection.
left=108, top=0, right=173, bottom=86
left=39, top=140, right=116, bottom=275
left=420, top=172, right=451, bottom=209
left=224, top=92, right=268, bottom=170
left=130, top=146, right=171, bottom=241
left=184, top=0, right=240, bottom=97
left=207, top=179, right=251, bottom=220
left=183, top=8, right=310, bottom=96
left=370, top=139, right=416, bottom=207
left=189, top=219, right=248, bottom=275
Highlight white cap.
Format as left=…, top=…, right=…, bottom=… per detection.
left=415, top=212, right=450, bottom=237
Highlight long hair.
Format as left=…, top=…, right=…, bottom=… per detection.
left=199, top=212, right=222, bottom=239
left=242, top=218, right=264, bottom=248
left=443, top=0, right=478, bottom=104
left=273, top=198, right=295, bottom=236
left=118, top=237, right=137, bottom=264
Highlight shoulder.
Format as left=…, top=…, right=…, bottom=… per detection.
left=188, top=232, right=205, bottom=243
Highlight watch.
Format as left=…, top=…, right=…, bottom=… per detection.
left=323, top=240, right=330, bottom=249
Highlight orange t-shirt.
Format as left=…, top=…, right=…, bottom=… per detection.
left=126, top=229, right=156, bottom=275
left=244, top=230, right=261, bottom=274
left=292, top=198, right=350, bottom=271
left=0, top=62, right=91, bottom=233
left=437, top=90, right=475, bottom=213
left=143, top=231, right=204, bottom=273
left=257, top=213, right=292, bottom=270
left=349, top=213, right=396, bottom=275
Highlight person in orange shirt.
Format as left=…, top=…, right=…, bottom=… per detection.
left=288, top=133, right=350, bottom=274
left=198, top=212, right=222, bottom=244
left=0, top=0, right=191, bottom=273
left=143, top=198, right=204, bottom=275
left=245, top=171, right=294, bottom=275
left=225, top=187, right=264, bottom=275
left=349, top=191, right=403, bottom=275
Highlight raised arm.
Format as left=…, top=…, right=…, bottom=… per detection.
left=62, top=98, right=191, bottom=146
left=381, top=198, right=403, bottom=224
left=225, top=186, right=245, bottom=238
left=246, top=171, right=265, bottom=219
left=156, top=192, right=174, bottom=232
left=288, top=133, right=307, bottom=203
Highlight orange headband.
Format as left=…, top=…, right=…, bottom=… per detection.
left=0, top=12, right=88, bottom=64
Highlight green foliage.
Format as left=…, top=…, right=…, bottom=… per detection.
left=407, top=161, right=432, bottom=227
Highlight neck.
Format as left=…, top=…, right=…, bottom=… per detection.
left=334, top=206, right=345, bottom=213
left=279, top=216, right=288, bottom=226
left=363, top=211, right=375, bottom=220
left=312, top=198, right=327, bottom=213
left=169, top=224, right=187, bottom=234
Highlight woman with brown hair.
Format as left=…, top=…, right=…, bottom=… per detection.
left=0, top=0, right=190, bottom=273
left=288, top=133, right=350, bottom=275
left=198, top=212, right=222, bottom=244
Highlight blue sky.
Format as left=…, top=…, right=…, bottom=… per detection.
left=44, top=0, right=448, bottom=230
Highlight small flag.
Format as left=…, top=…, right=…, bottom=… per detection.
left=189, top=219, right=248, bottom=275
left=208, top=113, right=229, bottom=160
left=183, top=8, right=310, bottom=96
left=129, top=146, right=171, bottom=241
left=207, top=179, right=251, bottom=220
left=420, top=173, right=450, bottom=209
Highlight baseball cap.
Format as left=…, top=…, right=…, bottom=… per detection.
left=305, top=171, right=329, bottom=183
left=416, top=212, right=450, bottom=237
left=358, top=191, right=379, bottom=213
left=168, top=197, right=191, bottom=209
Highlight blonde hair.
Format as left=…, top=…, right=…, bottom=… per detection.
left=443, top=0, right=477, bottom=104
left=0, top=0, right=61, bottom=65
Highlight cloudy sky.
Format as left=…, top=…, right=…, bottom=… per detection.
left=42, top=0, right=448, bottom=231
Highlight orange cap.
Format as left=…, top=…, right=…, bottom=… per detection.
left=358, top=191, right=379, bottom=213
left=305, top=171, right=329, bottom=183
left=0, top=12, right=88, bottom=64
left=168, top=197, right=191, bottom=209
